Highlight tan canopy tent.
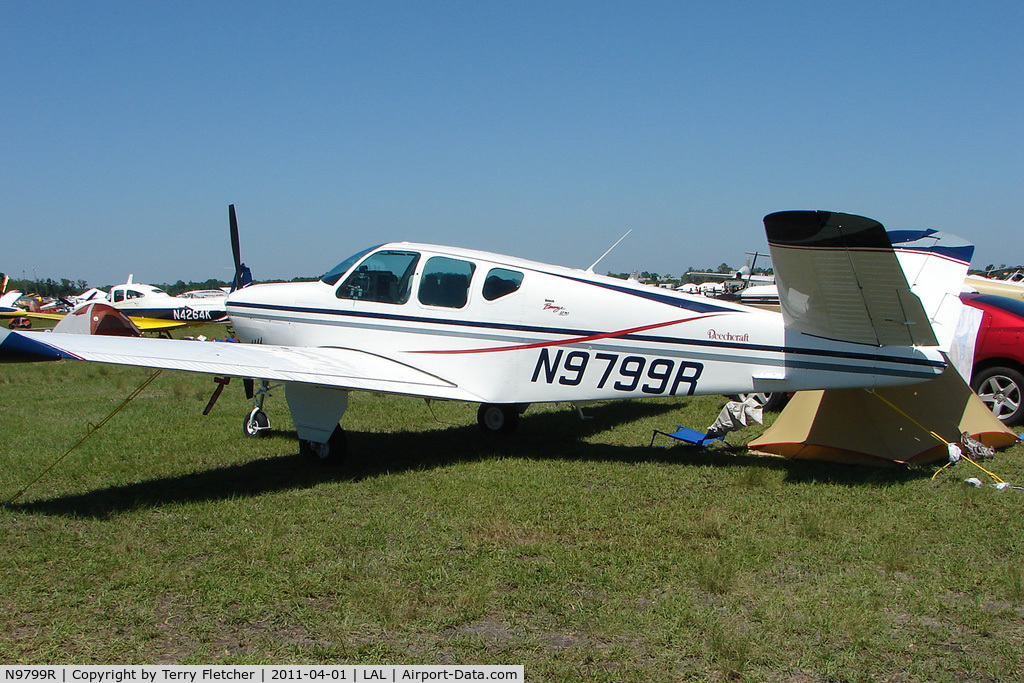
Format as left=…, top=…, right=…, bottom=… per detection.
left=748, top=367, right=1019, bottom=467
left=52, top=303, right=141, bottom=337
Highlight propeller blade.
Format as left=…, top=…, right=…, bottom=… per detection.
left=228, top=204, right=252, bottom=291
left=229, top=204, right=241, bottom=284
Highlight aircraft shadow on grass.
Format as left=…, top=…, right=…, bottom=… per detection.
left=11, top=400, right=927, bottom=519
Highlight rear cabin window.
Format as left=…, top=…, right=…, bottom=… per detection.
left=336, top=250, right=420, bottom=304
left=482, top=268, right=524, bottom=301
left=418, top=257, right=476, bottom=308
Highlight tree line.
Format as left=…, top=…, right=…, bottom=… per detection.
left=1, top=274, right=320, bottom=298
left=1, top=276, right=88, bottom=298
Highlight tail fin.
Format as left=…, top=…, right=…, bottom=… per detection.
left=889, top=229, right=973, bottom=351
left=764, top=211, right=971, bottom=349
left=0, top=289, right=22, bottom=308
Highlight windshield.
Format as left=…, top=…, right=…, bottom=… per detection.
left=337, top=250, right=420, bottom=304
left=320, top=245, right=381, bottom=286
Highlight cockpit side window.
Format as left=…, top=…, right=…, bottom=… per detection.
left=112, top=289, right=125, bottom=303
left=336, top=250, right=420, bottom=304
left=418, top=257, right=476, bottom=308
left=482, top=268, right=524, bottom=301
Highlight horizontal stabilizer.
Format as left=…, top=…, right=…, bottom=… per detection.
left=890, top=229, right=974, bottom=352
left=765, top=210, right=937, bottom=347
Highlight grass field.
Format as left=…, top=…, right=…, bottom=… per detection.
left=2, top=335, right=1023, bottom=681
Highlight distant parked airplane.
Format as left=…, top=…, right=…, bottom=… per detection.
left=89, top=275, right=227, bottom=324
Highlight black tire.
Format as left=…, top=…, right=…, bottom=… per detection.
left=300, top=425, right=348, bottom=463
left=971, top=366, right=1024, bottom=426
left=735, top=392, right=789, bottom=412
left=242, top=408, right=271, bottom=437
left=477, top=403, right=520, bottom=434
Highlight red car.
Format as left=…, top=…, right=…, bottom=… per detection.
left=962, top=292, right=1024, bottom=426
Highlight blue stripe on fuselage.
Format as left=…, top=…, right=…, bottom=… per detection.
left=551, top=273, right=735, bottom=313
left=227, top=301, right=944, bottom=371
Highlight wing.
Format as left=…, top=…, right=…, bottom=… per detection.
left=0, top=310, right=187, bottom=331
left=0, top=311, right=65, bottom=321
left=0, top=328, right=485, bottom=402
left=683, top=271, right=741, bottom=280
left=128, top=317, right=190, bottom=332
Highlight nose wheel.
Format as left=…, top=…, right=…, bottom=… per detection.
left=243, top=407, right=271, bottom=437
left=242, top=379, right=277, bottom=437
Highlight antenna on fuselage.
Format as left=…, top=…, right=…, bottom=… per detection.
left=586, top=229, right=632, bottom=273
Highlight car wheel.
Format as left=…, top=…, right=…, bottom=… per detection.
left=972, top=366, right=1024, bottom=426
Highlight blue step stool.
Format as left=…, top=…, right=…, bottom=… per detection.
left=649, top=425, right=725, bottom=448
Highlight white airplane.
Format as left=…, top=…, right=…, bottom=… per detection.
left=963, top=271, right=1024, bottom=301
left=2, top=280, right=223, bottom=332
left=0, top=207, right=972, bottom=462
left=89, top=275, right=228, bottom=324
left=684, top=253, right=775, bottom=287
left=0, top=290, right=59, bottom=322
left=0, top=289, right=23, bottom=314
left=66, top=287, right=108, bottom=307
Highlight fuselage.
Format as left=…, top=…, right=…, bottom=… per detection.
left=226, top=242, right=946, bottom=404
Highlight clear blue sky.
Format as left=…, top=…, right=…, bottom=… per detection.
left=2, top=1, right=1021, bottom=287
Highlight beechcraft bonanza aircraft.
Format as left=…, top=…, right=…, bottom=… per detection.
left=0, top=207, right=972, bottom=462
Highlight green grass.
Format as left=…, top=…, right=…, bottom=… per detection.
left=2, top=353, right=1024, bottom=681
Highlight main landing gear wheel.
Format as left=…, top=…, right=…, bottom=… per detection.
left=300, top=425, right=347, bottom=463
left=477, top=404, right=521, bottom=434
left=242, top=407, right=271, bottom=437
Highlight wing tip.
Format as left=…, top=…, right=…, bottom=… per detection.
left=0, top=329, right=78, bottom=362
left=764, top=210, right=889, bottom=250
